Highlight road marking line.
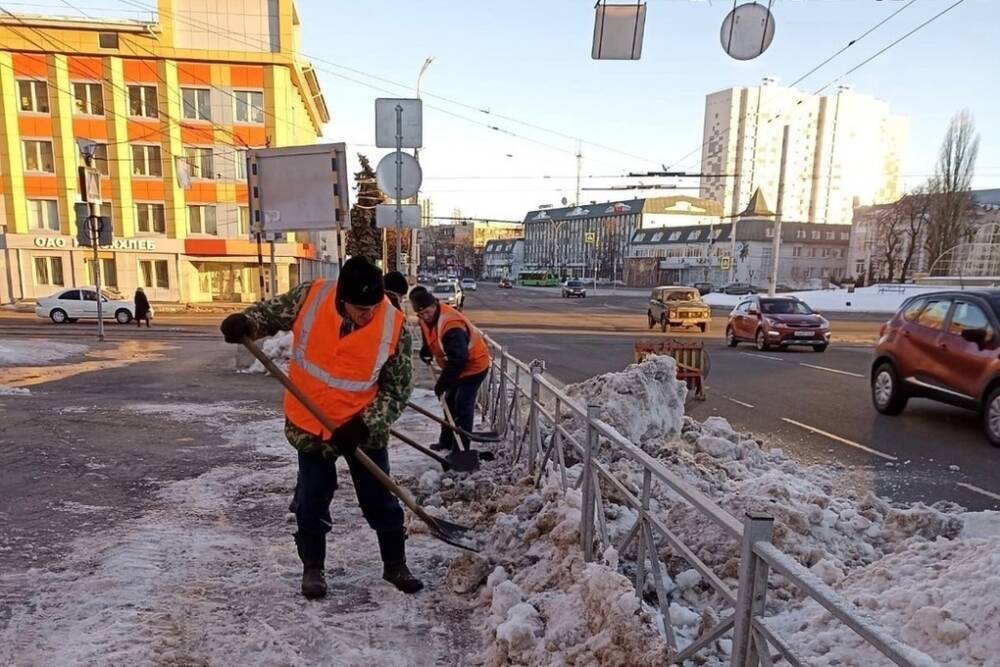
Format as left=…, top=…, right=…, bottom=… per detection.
left=798, top=363, right=865, bottom=378
left=780, top=418, right=898, bottom=461
left=741, top=352, right=784, bottom=362
left=957, top=482, right=1000, bottom=502
left=722, top=395, right=755, bottom=409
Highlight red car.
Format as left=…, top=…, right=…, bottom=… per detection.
left=871, top=290, right=1000, bottom=446
left=726, top=296, right=830, bottom=352
left=498, top=278, right=513, bottom=289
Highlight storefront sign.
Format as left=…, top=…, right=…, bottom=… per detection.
left=31, top=236, right=157, bottom=251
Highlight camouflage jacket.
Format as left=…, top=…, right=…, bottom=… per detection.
left=243, top=281, right=413, bottom=457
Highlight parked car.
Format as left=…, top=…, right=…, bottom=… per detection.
left=720, top=282, right=758, bottom=295
left=562, top=279, right=587, bottom=298
left=498, top=278, right=513, bottom=289
left=35, top=287, right=135, bottom=324
left=460, top=278, right=478, bottom=292
left=692, top=282, right=714, bottom=296
left=647, top=286, right=711, bottom=332
left=726, top=296, right=830, bottom=352
left=432, top=282, right=465, bottom=310
left=871, top=290, right=1000, bottom=446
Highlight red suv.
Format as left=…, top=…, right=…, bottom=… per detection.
left=871, top=290, right=1000, bottom=446
left=726, top=296, right=830, bottom=352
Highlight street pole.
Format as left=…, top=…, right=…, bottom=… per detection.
left=83, top=152, right=104, bottom=342
left=269, top=238, right=277, bottom=296
left=768, top=125, right=790, bottom=296
left=412, top=56, right=434, bottom=280
left=394, top=104, right=403, bottom=272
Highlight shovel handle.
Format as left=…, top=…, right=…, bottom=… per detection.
left=426, top=362, right=458, bottom=427
left=240, top=337, right=443, bottom=529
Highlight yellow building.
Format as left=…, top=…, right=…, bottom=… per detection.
left=0, top=0, right=332, bottom=304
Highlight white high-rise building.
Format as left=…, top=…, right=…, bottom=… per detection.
left=700, top=78, right=908, bottom=225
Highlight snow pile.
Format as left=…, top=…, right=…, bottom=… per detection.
left=703, top=284, right=945, bottom=314
left=0, top=385, right=31, bottom=396
left=239, top=331, right=293, bottom=374
left=0, top=338, right=88, bottom=366
left=771, top=536, right=1000, bottom=666
left=564, top=354, right=687, bottom=444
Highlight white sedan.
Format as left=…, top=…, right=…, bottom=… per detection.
left=460, top=278, right=478, bottom=292
left=35, top=287, right=136, bottom=324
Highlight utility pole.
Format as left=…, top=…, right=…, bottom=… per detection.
left=82, top=149, right=105, bottom=342
left=575, top=140, right=582, bottom=206
left=768, top=125, right=790, bottom=296
left=411, top=56, right=434, bottom=280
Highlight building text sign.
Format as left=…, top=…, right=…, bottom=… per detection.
left=33, top=236, right=158, bottom=251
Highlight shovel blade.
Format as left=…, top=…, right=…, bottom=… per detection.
left=426, top=516, right=480, bottom=552
left=447, top=449, right=481, bottom=472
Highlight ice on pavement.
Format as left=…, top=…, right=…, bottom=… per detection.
left=0, top=338, right=88, bottom=366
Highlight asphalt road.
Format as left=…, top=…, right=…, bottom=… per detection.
left=4, top=289, right=998, bottom=510
left=462, top=285, right=1000, bottom=511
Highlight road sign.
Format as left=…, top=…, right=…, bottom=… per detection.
left=247, top=143, right=350, bottom=232
left=720, top=255, right=732, bottom=270
left=376, top=152, right=422, bottom=200
left=585, top=232, right=596, bottom=244
left=74, top=203, right=112, bottom=247
left=79, top=166, right=102, bottom=204
left=375, top=98, right=423, bottom=148
left=376, top=204, right=421, bottom=229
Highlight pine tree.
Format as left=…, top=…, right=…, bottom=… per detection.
left=346, top=154, right=383, bottom=261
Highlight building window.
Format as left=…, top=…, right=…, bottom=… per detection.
left=668, top=231, right=681, bottom=241
left=808, top=248, right=817, bottom=258
left=181, top=88, right=211, bottom=121
left=184, top=147, right=214, bottom=179
left=686, top=230, right=701, bottom=241
left=234, top=90, right=264, bottom=123
left=34, top=257, right=64, bottom=286
left=128, top=85, right=158, bottom=118
left=792, top=246, right=802, bottom=257
left=811, top=230, right=821, bottom=240
left=88, top=257, right=118, bottom=288
left=27, top=199, right=59, bottom=231
left=188, top=205, right=217, bottom=235
left=840, top=232, right=850, bottom=241
left=796, top=229, right=806, bottom=239
left=90, top=143, right=110, bottom=176
left=855, top=260, right=865, bottom=275
left=650, top=232, right=663, bottom=243
left=135, top=203, right=166, bottom=233
left=72, top=82, right=104, bottom=115
left=235, top=149, right=248, bottom=180
left=765, top=226, right=774, bottom=238
left=98, top=32, right=119, bottom=49
left=22, top=139, right=54, bottom=173
left=131, top=144, right=162, bottom=176
left=17, top=80, right=48, bottom=112
left=238, top=206, right=250, bottom=236
left=139, top=259, right=170, bottom=289
left=826, top=231, right=836, bottom=240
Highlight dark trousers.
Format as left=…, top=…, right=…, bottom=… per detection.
left=438, top=370, right=487, bottom=451
left=292, top=448, right=404, bottom=545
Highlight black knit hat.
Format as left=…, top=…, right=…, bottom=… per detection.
left=408, top=285, right=437, bottom=310
left=384, top=271, right=409, bottom=296
left=337, top=257, right=384, bottom=306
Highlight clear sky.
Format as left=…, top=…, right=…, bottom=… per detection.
left=25, top=0, right=1000, bottom=221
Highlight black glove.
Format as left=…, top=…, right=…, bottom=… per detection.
left=330, top=415, right=369, bottom=456
left=220, top=313, right=252, bottom=344
left=433, top=377, right=450, bottom=398
left=419, top=345, right=433, bottom=365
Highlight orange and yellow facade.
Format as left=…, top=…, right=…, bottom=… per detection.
left=0, top=0, right=332, bottom=303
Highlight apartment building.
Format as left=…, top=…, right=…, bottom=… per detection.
left=0, top=0, right=332, bottom=304
left=700, top=77, right=908, bottom=225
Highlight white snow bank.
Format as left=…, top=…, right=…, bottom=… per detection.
left=0, top=338, right=88, bottom=366
left=704, top=284, right=948, bottom=314
left=238, top=331, right=293, bottom=374
left=0, top=385, right=31, bottom=396
left=564, top=354, right=687, bottom=444
left=772, top=536, right=1000, bottom=666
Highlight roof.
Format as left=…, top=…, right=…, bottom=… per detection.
left=737, top=188, right=775, bottom=219
left=972, top=189, right=1000, bottom=208
left=484, top=238, right=523, bottom=253
left=523, top=199, right=645, bottom=224
left=630, top=220, right=852, bottom=246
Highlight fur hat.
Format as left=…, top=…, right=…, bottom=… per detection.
left=337, top=257, right=384, bottom=306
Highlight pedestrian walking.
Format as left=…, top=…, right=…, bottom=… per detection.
left=219, top=257, right=422, bottom=599
left=384, top=271, right=409, bottom=311
left=408, top=286, right=491, bottom=452
left=133, top=287, right=151, bottom=328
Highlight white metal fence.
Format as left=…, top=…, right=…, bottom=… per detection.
left=476, top=334, right=939, bottom=667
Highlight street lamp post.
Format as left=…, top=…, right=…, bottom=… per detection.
left=410, top=56, right=434, bottom=280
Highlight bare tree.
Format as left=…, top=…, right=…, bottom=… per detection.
left=870, top=204, right=904, bottom=282
left=346, top=154, right=383, bottom=261
left=926, top=110, right=979, bottom=273
left=898, top=187, right=931, bottom=282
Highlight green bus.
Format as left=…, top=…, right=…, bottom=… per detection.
left=518, top=271, right=559, bottom=287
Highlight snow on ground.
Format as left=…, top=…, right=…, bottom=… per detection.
left=0, top=338, right=88, bottom=366
left=552, top=356, right=998, bottom=665
left=239, top=331, right=293, bottom=374
left=0, top=385, right=30, bottom=396
left=703, top=284, right=948, bottom=314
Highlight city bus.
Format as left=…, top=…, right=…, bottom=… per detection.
left=517, top=271, right=559, bottom=287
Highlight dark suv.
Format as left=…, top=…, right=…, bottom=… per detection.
left=871, top=290, right=1000, bottom=446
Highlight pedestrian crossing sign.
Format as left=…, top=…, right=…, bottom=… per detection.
left=585, top=232, right=596, bottom=244
left=720, top=256, right=731, bottom=270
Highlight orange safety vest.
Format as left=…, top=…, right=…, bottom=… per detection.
left=420, top=302, right=491, bottom=379
left=284, top=279, right=404, bottom=439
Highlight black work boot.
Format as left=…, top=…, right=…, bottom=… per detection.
left=378, top=529, right=424, bottom=594
left=294, top=532, right=327, bottom=599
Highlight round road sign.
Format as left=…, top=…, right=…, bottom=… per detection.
left=376, top=151, right=422, bottom=200
left=720, top=2, right=776, bottom=61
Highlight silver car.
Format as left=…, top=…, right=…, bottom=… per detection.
left=432, top=282, right=465, bottom=310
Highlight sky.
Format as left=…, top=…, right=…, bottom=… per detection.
left=20, top=0, right=1000, bottom=221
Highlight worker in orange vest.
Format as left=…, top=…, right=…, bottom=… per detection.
left=220, top=257, right=422, bottom=599
left=409, top=285, right=491, bottom=452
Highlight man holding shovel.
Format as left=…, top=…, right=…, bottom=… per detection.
left=408, top=286, right=491, bottom=453
left=219, top=257, right=423, bottom=599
